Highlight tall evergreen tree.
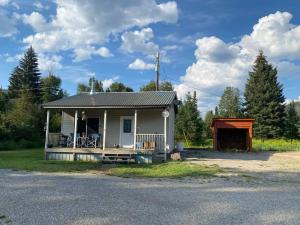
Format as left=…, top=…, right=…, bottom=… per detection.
left=218, top=86, right=242, bottom=118
left=285, top=101, right=299, bottom=141
left=244, top=51, right=285, bottom=139
left=175, top=91, right=203, bottom=144
left=8, top=47, right=41, bottom=103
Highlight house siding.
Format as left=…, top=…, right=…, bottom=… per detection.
left=60, top=108, right=174, bottom=150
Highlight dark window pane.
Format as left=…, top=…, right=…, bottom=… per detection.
left=123, top=119, right=132, bottom=133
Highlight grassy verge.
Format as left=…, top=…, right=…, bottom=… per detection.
left=253, top=139, right=300, bottom=151
left=108, top=162, right=221, bottom=178
left=0, top=149, right=101, bottom=172
left=0, top=148, right=221, bottom=178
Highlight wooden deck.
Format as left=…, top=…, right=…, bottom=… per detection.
left=46, top=147, right=154, bottom=154
left=45, top=147, right=155, bottom=163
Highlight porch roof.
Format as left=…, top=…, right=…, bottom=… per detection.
left=43, top=91, right=178, bottom=109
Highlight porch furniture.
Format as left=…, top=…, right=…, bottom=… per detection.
left=58, top=134, right=68, bottom=147
left=87, top=133, right=100, bottom=148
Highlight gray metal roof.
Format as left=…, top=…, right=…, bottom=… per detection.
left=42, top=91, right=177, bottom=108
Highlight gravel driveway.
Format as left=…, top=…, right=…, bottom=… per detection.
left=1, top=169, right=300, bottom=225
left=183, top=150, right=300, bottom=183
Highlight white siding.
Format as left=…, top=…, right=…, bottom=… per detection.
left=61, top=112, right=74, bottom=135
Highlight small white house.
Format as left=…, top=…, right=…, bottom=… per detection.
left=42, top=91, right=179, bottom=163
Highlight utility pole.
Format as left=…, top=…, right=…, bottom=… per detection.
left=155, top=51, right=160, bottom=91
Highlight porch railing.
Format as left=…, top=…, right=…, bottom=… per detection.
left=136, top=134, right=165, bottom=151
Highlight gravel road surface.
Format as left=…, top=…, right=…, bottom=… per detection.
left=0, top=169, right=300, bottom=225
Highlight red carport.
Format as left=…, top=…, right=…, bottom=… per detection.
left=211, top=118, right=254, bottom=151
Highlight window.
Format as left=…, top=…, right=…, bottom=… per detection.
left=123, top=119, right=132, bottom=133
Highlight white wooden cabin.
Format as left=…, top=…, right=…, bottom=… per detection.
left=42, top=91, right=179, bottom=163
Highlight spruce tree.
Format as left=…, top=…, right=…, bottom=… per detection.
left=285, top=101, right=299, bottom=141
left=8, top=47, right=41, bottom=103
left=244, top=51, right=285, bottom=139
left=218, top=87, right=242, bottom=118
left=8, top=66, right=23, bottom=98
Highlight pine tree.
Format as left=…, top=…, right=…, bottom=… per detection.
left=244, top=51, right=286, bottom=139
left=175, top=91, right=203, bottom=144
left=8, top=47, right=41, bottom=103
left=218, top=87, right=242, bottom=118
left=8, top=66, right=23, bottom=98
left=285, top=101, right=299, bottom=141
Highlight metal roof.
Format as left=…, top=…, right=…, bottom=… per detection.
left=42, top=91, right=177, bottom=108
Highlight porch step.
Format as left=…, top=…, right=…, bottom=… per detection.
left=102, top=153, right=135, bottom=163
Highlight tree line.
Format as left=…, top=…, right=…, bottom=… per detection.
left=0, top=47, right=174, bottom=149
left=0, top=47, right=299, bottom=149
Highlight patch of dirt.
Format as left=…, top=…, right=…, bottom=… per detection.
left=183, top=150, right=300, bottom=184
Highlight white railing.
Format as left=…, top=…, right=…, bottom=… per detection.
left=136, top=134, right=165, bottom=151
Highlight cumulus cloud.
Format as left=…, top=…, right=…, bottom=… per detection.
left=0, top=0, right=10, bottom=6
left=176, top=11, right=300, bottom=113
left=21, top=0, right=178, bottom=61
left=0, top=10, right=17, bottom=37
left=121, top=28, right=158, bottom=56
left=21, top=12, right=48, bottom=32
left=73, top=46, right=113, bottom=62
left=102, top=76, right=119, bottom=90
left=38, top=54, right=63, bottom=71
left=128, top=58, right=155, bottom=70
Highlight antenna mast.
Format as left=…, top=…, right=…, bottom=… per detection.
left=155, top=51, right=160, bottom=91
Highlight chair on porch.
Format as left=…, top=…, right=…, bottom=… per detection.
left=66, top=133, right=80, bottom=147
left=87, top=133, right=100, bottom=148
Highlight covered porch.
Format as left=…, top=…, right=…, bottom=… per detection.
left=45, top=108, right=171, bottom=161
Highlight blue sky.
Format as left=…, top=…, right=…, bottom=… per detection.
left=1, top=0, right=300, bottom=113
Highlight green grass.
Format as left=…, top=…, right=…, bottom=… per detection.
left=108, top=161, right=221, bottom=178
left=0, top=148, right=221, bottom=178
left=253, top=139, right=300, bottom=151
left=0, top=149, right=101, bottom=172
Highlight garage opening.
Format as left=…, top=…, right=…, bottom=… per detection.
left=211, top=118, right=254, bottom=151
left=217, top=128, right=248, bottom=150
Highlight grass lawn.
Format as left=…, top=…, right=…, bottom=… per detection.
left=252, top=139, right=300, bottom=151
left=108, top=162, right=221, bottom=178
left=0, top=149, right=101, bottom=172
left=0, top=148, right=221, bottom=178
left=182, top=138, right=300, bottom=151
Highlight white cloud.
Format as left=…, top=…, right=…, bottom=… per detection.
left=121, top=27, right=158, bottom=56
left=0, top=10, right=17, bottom=37
left=73, top=46, right=113, bottom=62
left=0, top=0, right=10, bottom=6
left=22, top=0, right=178, bottom=61
left=38, top=54, right=63, bottom=71
left=102, top=76, right=119, bottom=90
left=176, top=11, right=300, bottom=112
left=21, top=12, right=48, bottom=32
left=128, top=58, right=155, bottom=70
left=33, top=1, right=49, bottom=11
left=5, top=53, right=22, bottom=63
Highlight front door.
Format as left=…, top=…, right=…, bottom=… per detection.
left=120, top=116, right=134, bottom=148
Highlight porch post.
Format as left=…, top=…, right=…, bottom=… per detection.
left=164, top=115, right=167, bottom=161
left=45, top=110, right=50, bottom=154
left=103, top=110, right=107, bottom=150
left=73, top=110, right=78, bottom=149
left=134, top=110, right=137, bottom=151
